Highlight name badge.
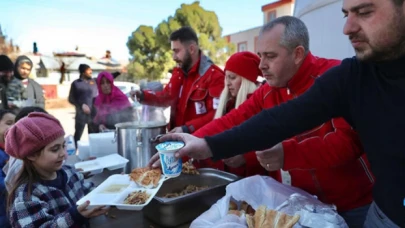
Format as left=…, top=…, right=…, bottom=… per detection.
left=194, top=101, right=207, bottom=115
left=213, top=97, right=220, bottom=109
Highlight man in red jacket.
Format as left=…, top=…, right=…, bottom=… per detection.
left=190, top=17, right=373, bottom=227
left=132, top=27, right=224, bottom=133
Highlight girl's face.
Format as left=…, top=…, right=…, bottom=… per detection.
left=0, top=113, right=15, bottom=143
left=29, top=136, right=66, bottom=176
left=225, top=71, right=242, bottom=98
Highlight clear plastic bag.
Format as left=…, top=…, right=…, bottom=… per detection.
left=191, top=175, right=348, bottom=228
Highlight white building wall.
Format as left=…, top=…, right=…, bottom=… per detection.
left=294, top=0, right=355, bottom=60
left=263, top=3, right=295, bottom=23
left=228, top=27, right=261, bottom=53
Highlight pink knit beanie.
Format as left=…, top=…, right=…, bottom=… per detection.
left=5, top=112, right=65, bottom=159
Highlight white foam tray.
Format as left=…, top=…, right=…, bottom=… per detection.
left=77, top=174, right=167, bottom=210
left=74, top=154, right=129, bottom=175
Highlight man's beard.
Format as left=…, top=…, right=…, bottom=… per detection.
left=181, top=51, right=193, bottom=72
left=356, top=10, right=405, bottom=62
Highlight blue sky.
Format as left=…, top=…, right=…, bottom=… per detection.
left=0, top=0, right=274, bottom=61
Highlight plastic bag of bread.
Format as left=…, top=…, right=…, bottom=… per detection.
left=190, top=175, right=348, bottom=228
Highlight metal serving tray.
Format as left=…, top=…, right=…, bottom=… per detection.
left=143, top=168, right=240, bottom=227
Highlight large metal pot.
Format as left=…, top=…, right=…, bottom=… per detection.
left=115, top=121, right=166, bottom=173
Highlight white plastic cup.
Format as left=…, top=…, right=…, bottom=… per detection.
left=155, top=141, right=185, bottom=177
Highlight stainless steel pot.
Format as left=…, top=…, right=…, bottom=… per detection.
left=115, top=121, right=166, bottom=173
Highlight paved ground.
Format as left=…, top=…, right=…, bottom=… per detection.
left=48, top=107, right=89, bottom=141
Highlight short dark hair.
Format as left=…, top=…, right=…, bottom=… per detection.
left=392, top=0, right=405, bottom=6
left=15, top=106, right=48, bottom=122
left=169, top=26, right=199, bottom=45
left=0, top=109, right=14, bottom=120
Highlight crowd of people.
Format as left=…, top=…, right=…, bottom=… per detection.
left=67, top=64, right=132, bottom=146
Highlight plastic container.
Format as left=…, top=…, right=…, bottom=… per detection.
left=74, top=154, right=129, bottom=175
left=89, top=132, right=117, bottom=157
left=77, top=141, right=90, bottom=160
left=156, top=141, right=184, bottom=178
left=76, top=174, right=169, bottom=210
left=66, top=135, right=76, bottom=156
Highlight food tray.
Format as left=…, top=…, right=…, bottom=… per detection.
left=74, top=154, right=129, bottom=175
left=143, top=168, right=240, bottom=227
left=76, top=174, right=167, bottom=210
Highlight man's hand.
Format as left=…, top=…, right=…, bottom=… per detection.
left=169, top=127, right=184, bottom=133
left=8, top=102, right=17, bottom=109
left=82, top=104, right=90, bottom=115
left=148, top=133, right=212, bottom=168
left=256, top=143, right=284, bottom=171
left=129, top=90, right=142, bottom=102
left=223, top=155, right=246, bottom=168
left=99, top=124, right=107, bottom=132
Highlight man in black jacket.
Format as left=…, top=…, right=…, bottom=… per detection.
left=68, top=64, right=98, bottom=146
left=0, top=55, right=14, bottom=110
left=150, top=0, right=405, bottom=227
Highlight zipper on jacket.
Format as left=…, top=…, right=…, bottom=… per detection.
left=359, top=157, right=375, bottom=183
left=310, top=170, right=327, bottom=203
left=286, top=87, right=297, bottom=98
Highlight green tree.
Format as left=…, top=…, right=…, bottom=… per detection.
left=127, top=1, right=235, bottom=81
left=127, top=25, right=172, bottom=81
left=156, top=1, right=235, bottom=64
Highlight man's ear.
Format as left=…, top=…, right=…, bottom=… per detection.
left=188, top=42, right=198, bottom=55
left=293, top=46, right=306, bottom=65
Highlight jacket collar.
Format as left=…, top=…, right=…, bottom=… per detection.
left=178, top=51, right=213, bottom=77
left=285, top=52, right=317, bottom=95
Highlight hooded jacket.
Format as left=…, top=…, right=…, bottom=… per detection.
left=10, top=56, right=45, bottom=108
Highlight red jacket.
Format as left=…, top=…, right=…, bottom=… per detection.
left=192, top=96, right=279, bottom=178
left=142, top=54, right=224, bottom=132
left=193, top=53, right=374, bottom=212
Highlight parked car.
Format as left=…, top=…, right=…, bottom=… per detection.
left=114, top=81, right=140, bottom=104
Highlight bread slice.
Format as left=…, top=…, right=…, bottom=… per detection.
left=254, top=206, right=267, bottom=228
left=228, top=210, right=245, bottom=217
left=275, top=213, right=300, bottom=228
left=246, top=214, right=255, bottom=228
left=260, top=209, right=277, bottom=227
left=229, top=201, right=238, bottom=211
left=244, top=206, right=300, bottom=228
left=130, top=167, right=162, bottom=188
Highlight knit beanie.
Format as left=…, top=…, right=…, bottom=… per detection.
left=5, top=112, right=65, bottom=159
left=0, top=55, right=14, bottom=72
left=224, top=52, right=262, bottom=83
left=78, top=64, right=90, bottom=74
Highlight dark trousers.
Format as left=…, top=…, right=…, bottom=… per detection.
left=74, top=111, right=96, bottom=147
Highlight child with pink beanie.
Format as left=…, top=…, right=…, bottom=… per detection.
left=5, top=112, right=108, bottom=227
